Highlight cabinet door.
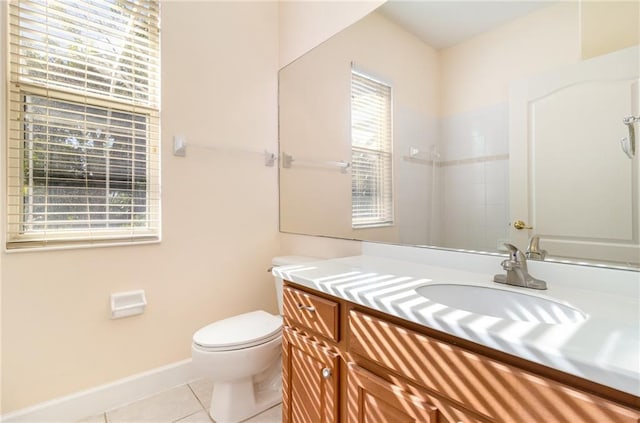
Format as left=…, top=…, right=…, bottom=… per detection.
left=283, top=327, right=339, bottom=423
left=347, top=363, right=439, bottom=423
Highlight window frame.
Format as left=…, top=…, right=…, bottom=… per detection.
left=5, top=0, right=161, bottom=250
left=350, top=68, right=394, bottom=229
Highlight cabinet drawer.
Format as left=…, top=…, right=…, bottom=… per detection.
left=349, top=310, right=640, bottom=423
left=283, top=285, right=339, bottom=342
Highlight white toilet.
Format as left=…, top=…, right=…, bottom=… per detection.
left=191, top=256, right=316, bottom=423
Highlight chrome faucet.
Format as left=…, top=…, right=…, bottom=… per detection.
left=494, top=243, right=547, bottom=290
left=525, top=235, right=547, bottom=261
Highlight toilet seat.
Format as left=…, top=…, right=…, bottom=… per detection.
left=193, top=310, right=282, bottom=352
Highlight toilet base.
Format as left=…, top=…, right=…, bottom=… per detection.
left=208, top=358, right=282, bottom=423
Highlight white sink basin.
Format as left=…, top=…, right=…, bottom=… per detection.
left=415, top=284, right=587, bottom=324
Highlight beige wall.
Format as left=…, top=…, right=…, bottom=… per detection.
left=279, top=233, right=362, bottom=259
left=278, top=0, right=384, bottom=68
left=581, top=1, right=640, bottom=60
left=439, top=1, right=640, bottom=117
left=439, top=2, right=581, bottom=117
left=1, top=1, right=280, bottom=413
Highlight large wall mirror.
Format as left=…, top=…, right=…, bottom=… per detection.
left=279, top=1, right=640, bottom=269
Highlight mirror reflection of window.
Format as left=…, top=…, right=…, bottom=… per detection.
left=350, top=69, right=393, bottom=228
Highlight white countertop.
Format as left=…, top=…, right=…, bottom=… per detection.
left=274, top=255, right=640, bottom=397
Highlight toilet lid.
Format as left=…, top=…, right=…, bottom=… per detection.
left=193, top=310, right=282, bottom=351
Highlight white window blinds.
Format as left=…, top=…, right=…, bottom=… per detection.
left=351, top=69, right=393, bottom=228
left=7, top=0, right=161, bottom=249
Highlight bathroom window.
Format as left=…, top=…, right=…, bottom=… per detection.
left=350, top=69, right=393, bottom=228
left=6, top=0, right=160, bottom=249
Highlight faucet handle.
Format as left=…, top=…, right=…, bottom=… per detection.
left=500, top=258, right=518, bottom=271
left=502, top=243, right=523, bottom=261
left=502, top=243, right=529, bottom=274
left=526, top=236, right=547, bottom=260
left=497, top=243, right=547, bottom=290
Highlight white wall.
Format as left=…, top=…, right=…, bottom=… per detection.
left=1, top=1, right=280, bottom=413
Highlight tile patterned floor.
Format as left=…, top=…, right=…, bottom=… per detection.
left=77, top=378, right=282, bottom=423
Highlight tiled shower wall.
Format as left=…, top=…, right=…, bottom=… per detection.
left=437, top=103, right=510, bottom=251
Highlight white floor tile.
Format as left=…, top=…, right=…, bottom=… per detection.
left=188, top=378, right=213, bottom=409
left=76, top=413, right=106, bottom=423
left=243, top=404, right=282, bottom=423
left=106, top=385, right=203, bottom=423
left=76, top=382, right=279, bottom=423
left=174, top=410, right=213, bottom=423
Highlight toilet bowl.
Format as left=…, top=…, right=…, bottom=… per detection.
left=191, top=311, right=283, bottom=423
left=191, top=256, right=317, bottom=423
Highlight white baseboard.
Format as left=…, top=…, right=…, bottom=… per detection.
left=1, top=359, right=198, bottom=423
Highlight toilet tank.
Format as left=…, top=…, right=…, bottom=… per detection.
left=272, top=256, right=318, bottom=315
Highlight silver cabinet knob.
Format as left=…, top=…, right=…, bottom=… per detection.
left=321, top=367, right=332, bottom=379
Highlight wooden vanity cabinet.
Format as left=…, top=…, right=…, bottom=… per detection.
left=282, top=282, right=640, bottom=423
